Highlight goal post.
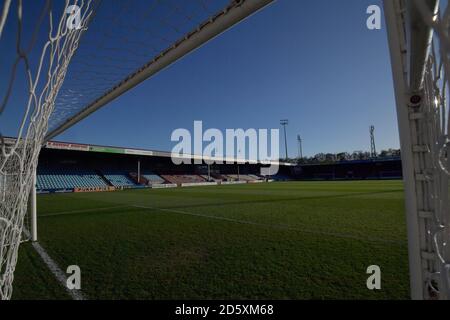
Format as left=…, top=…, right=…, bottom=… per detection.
left=30, top=170, right=37, bottom=243
left=384, top=0, right=450, bottom=299
left=384, top=0, right=428, bottom=300
left=44, top=0, right=275, bottom=141
left=0, top=0, right=275, bottom=300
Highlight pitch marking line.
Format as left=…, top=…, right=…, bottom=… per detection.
left=39, top=205, right=131, bottom=218
left=133, top=205, right=404, bottom=245
left=23, top=230, right=85, bottom=300
left=31, top=241, right=85, bottom=300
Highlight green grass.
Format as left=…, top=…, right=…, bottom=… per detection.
left=13, top=180, right=409, bottom=299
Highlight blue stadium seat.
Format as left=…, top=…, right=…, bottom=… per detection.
left=102, top=171, right=137, bottom=187
left=37, top=168, right=108, bottom=190
left=142, top=172, right=165, bottom=184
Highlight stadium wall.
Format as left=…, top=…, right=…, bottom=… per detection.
left=35, top=141, right=402, bottom=193
left=294, top=158, right=402, bottom=180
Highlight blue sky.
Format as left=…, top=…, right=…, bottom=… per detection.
left=1, top=0, right=399, bottom=158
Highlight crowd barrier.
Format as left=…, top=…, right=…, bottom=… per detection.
left=37, top=188, right=74, bottom=194
left=74, top=186, right=116, bottom=193
left=150, top=183, right=178, bottom=189
left=181, top=182, right=218, bottom=187
left=220, top=181, right=247, bottom=185
left=38, top=180, right=269, bottom=194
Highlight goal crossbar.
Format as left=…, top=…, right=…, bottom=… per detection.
left=44, top=0, right=274, bottom=141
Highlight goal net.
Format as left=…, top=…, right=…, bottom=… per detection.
left=5, top=0, right=450, bottom=301
left=0, top=0, right=96, bottom=300
left=0, top=0, right=273, bottom=300
left=385, top=0, right=450, bottom=299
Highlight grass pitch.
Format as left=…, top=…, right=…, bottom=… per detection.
left=13, top=181, right=409, bottom=299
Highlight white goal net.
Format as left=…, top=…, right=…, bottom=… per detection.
left=0, top=0, right=95, bottom=300
left=0, top=0, right=273, bottom=300
left=5, top=0, right=450, bottom=301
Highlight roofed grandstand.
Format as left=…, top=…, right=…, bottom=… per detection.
left=37, top=168, right=109, bottom=190
left=33, top=140, right=402, bottom=193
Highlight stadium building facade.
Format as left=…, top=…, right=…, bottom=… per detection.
left=36, top=140, right=295, bottom=193
left=35, top=140, right=402, bottom=194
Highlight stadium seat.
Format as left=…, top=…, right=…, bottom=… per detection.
left=37, top=168, right=108, bottom=190
left=142, top=172, right=165, bottom=184
left=102, top=171, right=137, bottom=187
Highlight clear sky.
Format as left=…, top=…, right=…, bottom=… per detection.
left=1, top=0, right=399, bottom=158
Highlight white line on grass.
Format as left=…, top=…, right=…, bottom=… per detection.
left=39, top=205, right=131, bottom=218
left=133, top=205, right=404, bottom=245
left=23, top=230, right=85, bottom=300
left=31, top=241, right=85, bottom=300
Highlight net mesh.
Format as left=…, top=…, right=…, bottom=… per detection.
left=0, top=0, right=239, bottom=300
left=409, top=0, right=450, bottom=299
left=0, top=0, right=95, bottom=300
left=48, top=0, right=230, bottom=132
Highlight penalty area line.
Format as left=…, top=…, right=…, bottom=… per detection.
left=133, top=205, right=404, bottom=245
left=39, top=205, right=132, bottom=218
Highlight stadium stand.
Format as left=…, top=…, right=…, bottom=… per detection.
left=142, top=172, right=165, bottom=184
left=34, top=141, right=403, bottom=193
left=379, top=170, right=402, bottom=179
left=221, top=175, right=234, bottom=181
left=160, top=175, right=206, bottom=184
left=37, top=168, right=108, bottom=190
left=128, top=172, right=148, bottom=185
left=211, top=173, right=227, bottom=181
left=226, top=174, right=259, bottom=181
left=200, top=175, right=222, bottom=182
left=269, top=173, right=293, bottom=181
left=102, top=171, right=137, bottom=187
left=298, top=158, right=402, bottom=180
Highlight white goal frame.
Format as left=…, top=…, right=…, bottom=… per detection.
left=5, top=0, right=449, bottom=300
left=33, top=0, right=275, bottom=242
left=0, top=0, right=275, bottom=300
left=44, top=0, right=275, bottom=141
left=384, top=0, right=450, bottom=300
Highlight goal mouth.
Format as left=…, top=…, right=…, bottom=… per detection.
left=0, top=0, right=275, bottom=300
left=2, top=0, right=448, bottom=301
